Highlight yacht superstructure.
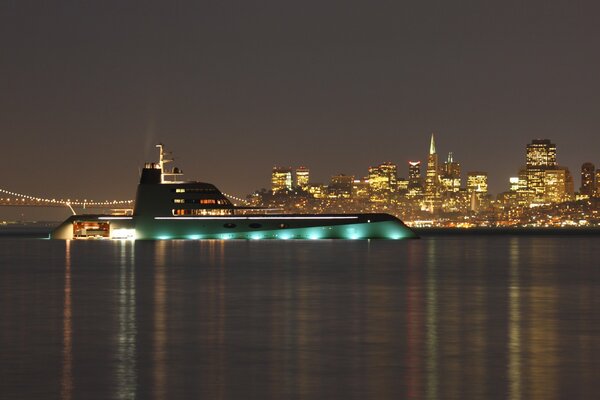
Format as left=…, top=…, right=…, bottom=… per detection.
left=51, top=145, right=417, bottom=240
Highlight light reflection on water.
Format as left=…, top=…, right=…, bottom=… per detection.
left=116, top=241, right=136, bottom=400
left=508, top=238, right=522, bottom=400
left=60, top=240, right=73, bottom=400
left=0, top=236, right=599, bottom=399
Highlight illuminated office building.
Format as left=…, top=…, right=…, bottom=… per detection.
left=509, top=177, right=520, bottom=192
left=596, top=169, right=600, bottom=197
left=369, top=162, right=397, bottom=202
left=408, top=161, right=422, bottom=189
left=525, top=139, right=557, bottom=202
left=543, top=167, right=573, bottom=203
left=329, top=174, right=354, bottom=198
left=306, top=183, right=326, bottom=199
left=352, top=178, right=370, bottom=199
left=441, top=152, right=461, bottom=193
left=272, top=167, right=292, bottom=193
left=580, top=163, right=595, bottom=197
left=467, top=172, right=488, bottom=195
left=397, top=178, right=409, bottom=191
left=295, top=167, right=310, bottom=189
left=467, top=171, right=488, bottom=212
left=526, top=139, right=557, bottom=167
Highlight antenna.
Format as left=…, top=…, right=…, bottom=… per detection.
left=156, top=143, right=183, bottom=183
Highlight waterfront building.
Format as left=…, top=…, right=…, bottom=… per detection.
left=306, top=183, right=326, bottom=199
left=369, top=162, right=397, bottom=202
left=596, top=169, right=600, bottom=197
left=272, top=167, right=293, bottom=193
left=442, top=188, right=470, bottom=213
left=295, top=167, right=310, bottom=189
left=581, top=162, right=595, bottom=197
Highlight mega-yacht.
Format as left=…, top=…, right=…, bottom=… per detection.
left=51, top=145, right=417, bottom=240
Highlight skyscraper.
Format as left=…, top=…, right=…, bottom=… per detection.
left=467, top=172, right=488, bottom=195
left=580, top=162, right=595, bottom=196
left=368, top=162, right=397, bottom=202
left=544, top=167, right=573, bottom=203
left=526, top=139, right=557, bottom=167
left=525, top=139, right=558, bottom=203
left=467, top=171, right=488, bottom=212
left=271, top=167, right=292, bottom=193
left=441, top=152, right=461, bottom=193
left=424, top=133, right=442, bottom=212
left=295, top=167, right=310, bottom=189
left=329, top=174, right=354, bottom=198
left=408, top=161, right=422, bottom=189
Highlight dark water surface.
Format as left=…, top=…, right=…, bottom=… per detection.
left=0, top=237, right=598, bottom=399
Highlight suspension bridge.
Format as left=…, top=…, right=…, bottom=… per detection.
left=0, top=187, right=250, bottom=214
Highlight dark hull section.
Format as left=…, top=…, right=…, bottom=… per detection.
left=51, top=213, right=418, bottom=240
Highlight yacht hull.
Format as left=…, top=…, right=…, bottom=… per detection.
left=51, top=213, right=418, bottom=240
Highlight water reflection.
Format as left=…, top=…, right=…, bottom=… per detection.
left=508, top=238, right=522, bottom=400
left=25, top=237, right=595, bottom=399
left=115, top=241, right=137, bottom=400
left=406, top=241, right=423, bottom=399
left=425, top=239, right=438, bottom=400
left=528, top=239, right=558, bottom=400
left=199, top=240, right=226, bottom=399
left=60, top=240, right=73, bottom=400
left=153, top=241, right=168, bottom=400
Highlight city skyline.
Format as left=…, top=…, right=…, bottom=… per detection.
left=1, top=1, right=600, bottom=201
left=250, top=135, right=599, bottom=227
left=265, top=134, right=591, bottom=197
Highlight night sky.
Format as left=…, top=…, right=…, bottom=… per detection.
left=2, top=0, right=600, bottom=211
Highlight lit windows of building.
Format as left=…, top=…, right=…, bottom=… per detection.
left=328, top=174, right=354, bottom=198
left=408, top=161, right=422, bottom=189
left=525, top=139, right=558, bottom=203
left=352, top=179, right=369, bottom=199
left=272, top=167, right=292, bottom=193
left=397, top=178, right=409, bottom=192
left=543, top=168, right=573, bottom=203
left=307, top=184, right=326, bottom=199
left=295, top=167, right=310, bottom=189
left=467, top=172, right=488, bottom=195
left=580, top=162, right=595, bottom=197
left=368, top=162, right=398, bottom=202
left=509, top=177, right=520, bottom=192
left=441, top=152, right=461, bottom=193
left=526, top=139, right=557, bottom=168
left=423, top=133, right=442, bottom=212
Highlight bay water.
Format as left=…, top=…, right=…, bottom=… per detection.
left=0, top=235, right=598, bottom=399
